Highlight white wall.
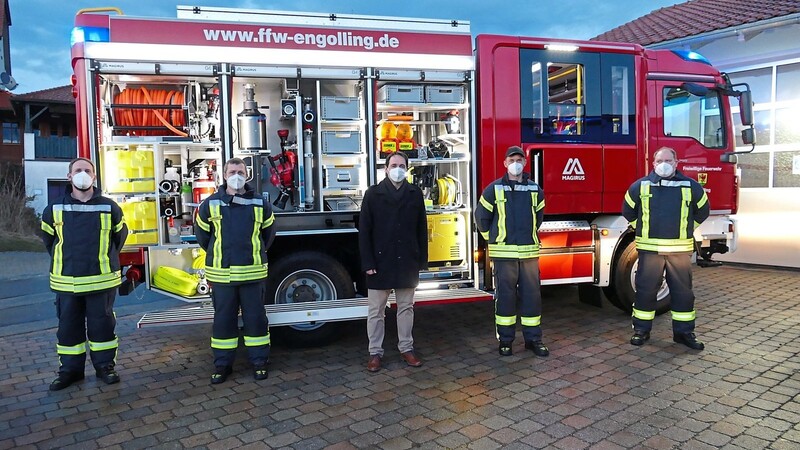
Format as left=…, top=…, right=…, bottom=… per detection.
left=23, top=133, right=70, bottom=215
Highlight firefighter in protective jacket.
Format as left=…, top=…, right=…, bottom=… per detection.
left=195, top=158, right=276, bottom=384
left=622, top=147, right=710, bottom=350
left=475, top=146, right=549, bottom=358
left=40, top=158, right=128, bottom=391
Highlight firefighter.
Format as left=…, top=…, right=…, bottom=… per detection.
left=622, top=147, right=710, bottom=350
left=475, top=146, right=548, bottom=358
left=195, top=158, right=276, bottom=384
left=40, top=157, right=128, bottom=391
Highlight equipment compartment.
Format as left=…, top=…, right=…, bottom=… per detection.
left=321, top=96, right=361, bottom=120
left=378, top=85, right=424, bottom=104
left=323, top=165, right=362, bottom=188
left=321, top=130, right=362, bottom=154
left=425, top=85, right=465, bottom=104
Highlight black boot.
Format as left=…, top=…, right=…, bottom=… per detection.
left=630, top=331, right=650, bottom=346
left=211, top=366, right=233, bottom=385
left=525, top=340, right=550, bottom=357
left=49, top=372, right=85, bottom=391
left=499, top=342, right=513, bottom=357
left=96, top=365, right=120, bottom=385
left=673, top=332, right=705, bottom=350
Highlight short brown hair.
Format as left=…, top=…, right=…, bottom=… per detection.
left=223, top=157, right=247, bottom=173
left=68, top=157, right=95, bottom=173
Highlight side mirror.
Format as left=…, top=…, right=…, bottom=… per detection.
left=739, top=90, right=754, bottom=126
left=741, top=127, right=756, bottom=145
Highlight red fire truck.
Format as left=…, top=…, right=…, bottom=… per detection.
left=71, top=6, right=753, bottom=344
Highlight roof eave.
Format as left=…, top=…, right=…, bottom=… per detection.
left=647, top=12, right=800, bottom=49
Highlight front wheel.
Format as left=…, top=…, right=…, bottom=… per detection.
left=266, top=251, right=355, bottom=347
left=606, top=240, right=671, bottom=316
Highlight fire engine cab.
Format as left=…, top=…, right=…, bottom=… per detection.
left=70, top=6, right=753, bottom=344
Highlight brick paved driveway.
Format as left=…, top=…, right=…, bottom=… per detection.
left=0, top=264, right=798, bottom=449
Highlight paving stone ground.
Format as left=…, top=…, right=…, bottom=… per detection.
left=0, top=264, right=798, bottom=449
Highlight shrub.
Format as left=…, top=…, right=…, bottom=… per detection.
left=0, top=162, right=41, bottom=235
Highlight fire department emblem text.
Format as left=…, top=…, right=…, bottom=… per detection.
left=698, top=173, right=708, bottom=186
left=562, top=158, right=585, bottom=181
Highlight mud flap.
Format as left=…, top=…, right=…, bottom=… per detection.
left=577, top=284, right=603, bottom=308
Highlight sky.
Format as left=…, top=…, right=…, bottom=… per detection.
left=7, top=0, right=682, bottom=94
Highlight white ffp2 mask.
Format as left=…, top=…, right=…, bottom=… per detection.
left=71, top=171, right=93, bottom=191
left=388, top=167, right=407, bottom=183
left=507, top=162, right=524, bottom=176
left=655, top=162, right=676, bottom=178
left=227, top=174, right=246, bottom=190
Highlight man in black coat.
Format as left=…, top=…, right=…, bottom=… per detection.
left=358, top=152, right=428, bottom=372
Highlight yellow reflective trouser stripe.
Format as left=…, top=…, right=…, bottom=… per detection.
left=244, top=334, right=271, bottom=347
left=520, top=316, right=541, bottom=327
left=530, top=192, right=539, bottom=245
left=495, top=186, right=507, bottom=243
left=57, top=342, right=87, bottom=355
left=262, top=212, right=275, bottom=228
left=53, top=209, right=64, bottom=276
left=211, top=337, right=238, bottom=350
left=671, top=310, right=696, bottom=321
left=679, top=187, right=691, bottom=240
left=640, top=181, right=651, bottom=240
left=697, top=192, right=708, bottom=209
left=479, top=195, right=494, bottom=212
left=495, top=315, right=516, bottom=326
left=89, top=337, right=119, bottom=352
left=251, top=207, right=263, bottom=265
left=50, top=271, right=122, bottom=293
left=41, top=221, right=54, bottom=235
left=205, top=265, right=268, bottom=283
left=210, top=203, right=223, bottom=269
left=196, top=214, right=211, bottom=232
left=488, top=244, right=540, bottom=259
left=635, top=237, right=694, bottom=253
left=98, top=213, right=112, bottom=274
left=632, top=308, right=655, bottom=321
left=624, top=191, right=636, bottom=209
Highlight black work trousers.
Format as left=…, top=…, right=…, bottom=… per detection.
left=494, top=258, right=542, bottom=343
left=632, top=250, right=696, bottom=334
left=55, top=290, right=118, bottom=374
left=211, top=281, right=270, bottom=368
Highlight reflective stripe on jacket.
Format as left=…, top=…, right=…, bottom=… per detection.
left=194, top=184, right=276, bottom=284
left=40, top=187, right=128, bottom=294
left=475, top=174, right=545, bottom=259
left=622, top=171, right=709, bottom=253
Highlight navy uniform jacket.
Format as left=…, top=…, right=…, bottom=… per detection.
left=622, top=170, right=709, bottom=253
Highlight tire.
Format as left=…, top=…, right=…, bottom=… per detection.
left=609, top=240, right=671, bottom=316
left=265, top=251, right=355, bottom=347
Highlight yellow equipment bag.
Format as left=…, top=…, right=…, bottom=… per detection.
left=153, top=266, right=199, bottom=297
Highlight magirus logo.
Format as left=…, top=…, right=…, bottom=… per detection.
left=562, top=158, right=585, bottom=181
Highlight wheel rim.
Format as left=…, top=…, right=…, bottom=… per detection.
left=630, top=259, right=670, bottom=302
left=275, top=269, right=337, bottom=331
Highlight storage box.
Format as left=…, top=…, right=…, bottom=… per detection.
left=324, top=196, right=362, bottom=211
left=324, top=165, right=362, bottom=189
left=321, top=130, right=362, bottom=154
left=321, top=96, right=361, bottom=120
left=152, top=266, right=199, bottom=297
left=427, top=213, right=466, bottom=270
left=425, top=85, right=465, bottom=104
left=378, top=85, right=424, bottom=104
left=103, top=147, right=156, bottom=193
left=120, top=200, right=158, bottom=245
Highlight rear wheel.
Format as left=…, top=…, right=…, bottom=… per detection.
left=606, top=240, right=671, bottom=316
left=266, top=251, right=355, bottom=347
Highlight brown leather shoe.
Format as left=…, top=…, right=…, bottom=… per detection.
left=367, top=355, right=382, bottom=372
left=401, top=351, right=422, bottom=367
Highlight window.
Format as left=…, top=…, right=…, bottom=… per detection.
left=773, top=150, right=800, bottom=188
left=775, top=107, right=800, bottom=145
left=2, top=122, right=19, bottom=144
left=776, top=63, right=800, bottom=102
left=663, top=87, right=724, bottom=148
left=547, top=63, right=585, bottom=136
left=729, top=67, right=772, bottom=104
left=737, top=152, right=769, bottom=188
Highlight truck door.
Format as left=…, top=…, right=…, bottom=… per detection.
left=651, top=80, right=737, bottom=213
left=519, top=49, right=602, bottom=214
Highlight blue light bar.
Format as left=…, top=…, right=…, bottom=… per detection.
left=70, top=26, right=110, bottom=46
left=671, top=50, right=712, bottom=66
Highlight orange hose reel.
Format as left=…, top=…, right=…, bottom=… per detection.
left=113, top=87, right=188, bottom=137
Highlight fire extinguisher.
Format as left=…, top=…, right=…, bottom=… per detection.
left=268, top=129, right=297, bottom=209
